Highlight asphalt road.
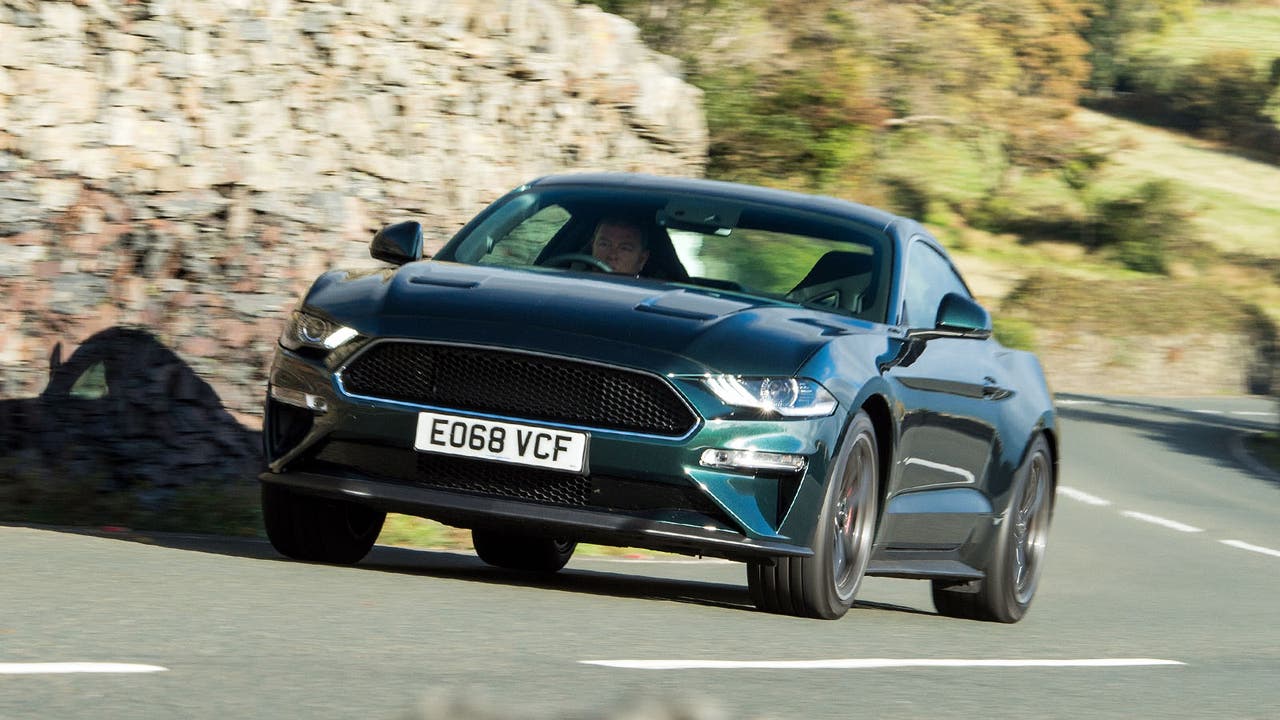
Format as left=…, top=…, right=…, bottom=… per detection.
left=2, top=395, right=1277, bottom=720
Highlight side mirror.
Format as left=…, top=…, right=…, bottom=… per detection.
left=908, top=292, right=992, bottom=340
left=371, top=221, right=424, bottom=265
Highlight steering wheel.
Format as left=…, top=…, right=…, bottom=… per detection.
left=541, top=253, right=614, bottom=273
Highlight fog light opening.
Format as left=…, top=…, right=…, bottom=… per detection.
left=700, top=448, right=807, bottom=474
left=270, top=386, right=329, bottom=414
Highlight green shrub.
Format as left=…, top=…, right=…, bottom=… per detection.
left=969, top=193, right=1021, bottom=232
left=1104, top=48, right=1279, bottom=139
left=1173, top=49, right=1277, bottom=133
left=993, top=317, right=1038, bottom=351
left=1093, top=179, right=1195, bottom=274
left=882, top=175, right=931, bottom=219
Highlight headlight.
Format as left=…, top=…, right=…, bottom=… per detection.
left=703, top=376, right=837, bottom=417
left=280, top=311, right=358, bottom=352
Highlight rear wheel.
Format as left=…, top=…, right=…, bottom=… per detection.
left=748, top=410, right=879, bottom=619
left=262, top=483, right=385, bottom=564
left=932, top=434, right=1053, bottom=622
left=471, top=529, right=577, bottom=573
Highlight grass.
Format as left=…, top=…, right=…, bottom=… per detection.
left=998, top=272, right=1263, bottom=333
left=1133, top=4, right=1280, bottom=71
left=874, top=111, right=1280, bottom=305
left=885, top=108, right=1280, bottom=263
left=377, top=514, right=686, bottom=559
left=1076, top=108, right=1280, bottom=260
left=377, top=513, right=472, bottom=549
left=875, top=131, right=993, bottom=206
left=887, top=109, right=1280, bottom=331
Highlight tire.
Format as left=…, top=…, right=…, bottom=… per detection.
left=933, top=434, right=1053, bottom=623
left=471, top=529, right=577, bottom=573
left=262, top=483, right=386, bottom=565
left=748, top=410, right=880, bottom=619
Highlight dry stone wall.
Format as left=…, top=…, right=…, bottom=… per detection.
left=0, top=0, right=708, bottom=418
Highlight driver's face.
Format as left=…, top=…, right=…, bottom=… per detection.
left=591, top=222, right=649, bottom=275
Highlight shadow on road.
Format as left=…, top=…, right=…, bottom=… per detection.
left=362, top=548, right=930, bottom=617
left=5, top=521, right=930, bottom=618
left=1055, top=392, right=1278, bottom=486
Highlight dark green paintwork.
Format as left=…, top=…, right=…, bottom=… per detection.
left=262, top=173, right=1058, bottom=580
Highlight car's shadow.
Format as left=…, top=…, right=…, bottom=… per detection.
left=358, top=547, right=928, bottom=617
left=8, top=522, right=931, bottom=618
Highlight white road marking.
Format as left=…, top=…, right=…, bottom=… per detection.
left=1057, top=486, right=1112, bottom=506
left=1220, top=540, right=1280, bottom=558
left=581, top=658, right=1185, bottom=670
left=1054, top=396, right=1275, bottom=420
left=1056, top=398, right=1275, bottom=562
left=0, top=663, right=169, bottom=675
left=1120, top=511, right=1204, bottom=533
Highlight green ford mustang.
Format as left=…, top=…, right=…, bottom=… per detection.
left=261, top=173, right=1058, bottom=621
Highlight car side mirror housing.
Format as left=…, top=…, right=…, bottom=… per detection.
left=371, top=221, right=425, bottom=265
left=908, top=293, right=992, bottom=340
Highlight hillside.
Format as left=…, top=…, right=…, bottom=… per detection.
left=595, top=0, right=1280, bottom=398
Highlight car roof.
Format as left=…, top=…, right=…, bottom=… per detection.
left=527, top=172, right=902, bottom=234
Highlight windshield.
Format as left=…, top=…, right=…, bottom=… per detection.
left=437, top=186, right=892, bottom=323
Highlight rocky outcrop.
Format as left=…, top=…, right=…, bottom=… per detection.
left=0, top=0, right=708, bottom=418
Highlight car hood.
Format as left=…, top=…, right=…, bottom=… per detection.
left=306, top=261, right=873, bottom=376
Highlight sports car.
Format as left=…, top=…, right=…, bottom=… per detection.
left=260, top=173, right=1058, bottom=621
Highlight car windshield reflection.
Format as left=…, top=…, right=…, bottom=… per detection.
left=437, top=186, right=891, bottom=323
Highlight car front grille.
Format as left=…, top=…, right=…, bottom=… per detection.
left=415, top=452, right=592, bottom=506
left=339, top=342, right=698, bottom=436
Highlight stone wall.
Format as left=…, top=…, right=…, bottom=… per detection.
left=0, top=0, right=708, bottom=418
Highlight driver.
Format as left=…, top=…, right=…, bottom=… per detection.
left=589, top=217, right=650, bottom=275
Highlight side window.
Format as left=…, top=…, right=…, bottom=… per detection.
left=477, top=205, right=571, bottom=267
left=902, top=241, right=969, bottom=328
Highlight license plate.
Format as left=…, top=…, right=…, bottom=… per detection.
left=414, top=411, right=588, bottom=474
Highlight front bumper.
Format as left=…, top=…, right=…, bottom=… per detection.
left=262, top=343, right=845, bottom=560
left=260, top=468, right=813, bottom=561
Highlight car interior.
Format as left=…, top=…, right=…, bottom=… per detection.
left=784, top=250, right=877, bottom=314
left=483, top=195, right=885, bottom=321
left=531, top=210, right=692, bottom=282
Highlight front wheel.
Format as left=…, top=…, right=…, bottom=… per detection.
left=933, top=434, right=1054, bottom=622
left=472, top=529, right=577, bottom=573
left=748, top=410, right=880, bottom=619
left=262, top=483, right=385, bottom=565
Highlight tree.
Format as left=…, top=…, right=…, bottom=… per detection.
left=584, top=0, right=1103, bottom=201
left=1082, top=0, right=1199, bottom=91
left=1173, top=50, right=1277, bottom=134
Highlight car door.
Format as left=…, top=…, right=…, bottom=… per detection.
left=883, top=238, right=1006, bottom=528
